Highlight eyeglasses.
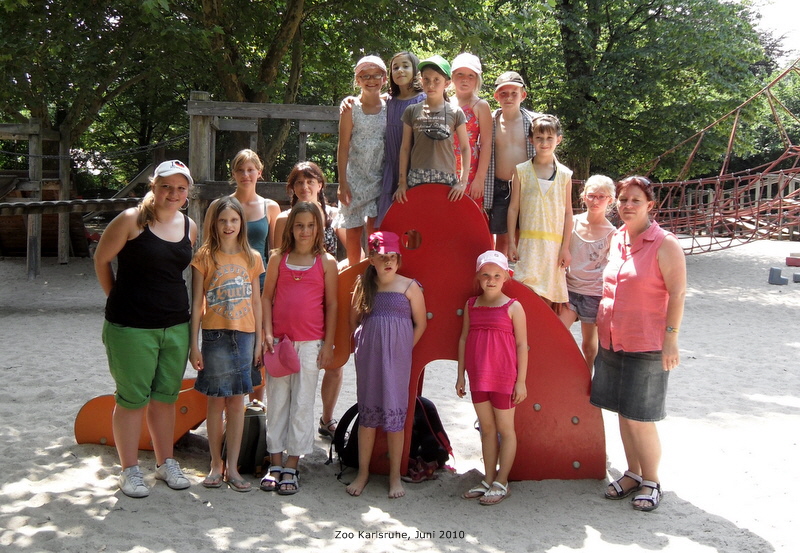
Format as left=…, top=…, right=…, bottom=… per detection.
left=585, top=194, right=610, bottom=202
left=358, top=73, right=384, bottom=81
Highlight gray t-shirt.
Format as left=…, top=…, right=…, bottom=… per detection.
left=402, top=102, right=466, bottom=175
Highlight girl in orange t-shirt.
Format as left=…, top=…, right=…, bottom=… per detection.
left=189, top=196, right=264, bottom=492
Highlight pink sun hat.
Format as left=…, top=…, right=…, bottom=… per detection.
left=355, top=55, right=387, bottom=75
left=369, top=231, right=401, bottom=255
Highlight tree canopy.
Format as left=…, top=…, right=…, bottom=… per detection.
left=0, top=0, right=786, bottom=188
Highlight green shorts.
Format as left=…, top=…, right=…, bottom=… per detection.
left=102, top=320, right=190, bottom=409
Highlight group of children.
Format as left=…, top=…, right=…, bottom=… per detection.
left=190, top=190, right=529, bottom=504
left=185, top=50, right=620, bottom=505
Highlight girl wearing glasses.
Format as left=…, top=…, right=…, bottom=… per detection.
left=337, top=55, right=388, bottom=267
left=557, top=175, right=616, bottom=370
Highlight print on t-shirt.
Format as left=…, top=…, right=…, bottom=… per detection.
left=206, top=264, right=254, bottom=320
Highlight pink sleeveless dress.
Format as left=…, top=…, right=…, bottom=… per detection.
left=464, top=296, right=518, bottom=393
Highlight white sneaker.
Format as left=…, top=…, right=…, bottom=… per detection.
left=119, top=465, right=149, bottom=498
left=155, top=458, right=190, bottom=490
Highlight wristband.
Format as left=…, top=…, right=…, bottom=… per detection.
left=665, top=326, right=679, bottom=333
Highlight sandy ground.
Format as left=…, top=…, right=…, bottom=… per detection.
left=1, top=239, right=798, bottom=553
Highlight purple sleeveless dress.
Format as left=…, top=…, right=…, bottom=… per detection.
left=376, top=92, right=425, bottom=227
left=354, top=291, right=414, bottom=432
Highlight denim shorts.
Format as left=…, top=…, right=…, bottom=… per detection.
left=567, top=291, right=601, bottom=323
left=488, top=178, right=511, bottom=234
left=590, top=346, right=669, bottom=422
left=102, top=320, right=189, bottom=409
left=194, top=329, right=255, bottom=397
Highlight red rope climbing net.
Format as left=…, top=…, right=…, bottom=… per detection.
left=651, top=150, right=800, bottom=254
left=611, top=60, right=800, bottom=254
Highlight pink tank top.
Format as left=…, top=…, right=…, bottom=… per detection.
left=271, top=253, right=326, bottom=341
left=464, top=296, right=518, bottom=393
left=597, top=222, right=670, bottom=352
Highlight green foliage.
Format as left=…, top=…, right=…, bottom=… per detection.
left=0, top=0, right=791, bottom=190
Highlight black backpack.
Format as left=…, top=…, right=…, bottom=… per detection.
left=409, top=396, right=452, bottom=467
left=329, top=403, right=360, bottom=476
left=222, top=400, right=268, bottom=476
left=329, top=397, right=452, bottom=474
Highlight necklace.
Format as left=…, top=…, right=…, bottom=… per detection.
left=286, top=257, right=313, bottom=281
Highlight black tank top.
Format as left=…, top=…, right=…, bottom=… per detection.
left=105, top=214, right=192, bottom=328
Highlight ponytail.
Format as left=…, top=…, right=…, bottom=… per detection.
left=352, top=265, right=379, bottom=314
left=136, top=189, right=158, bottom=229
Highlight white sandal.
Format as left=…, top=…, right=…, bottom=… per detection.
left=632, top=480, right=661, bottom=512
left=462, top=479, right=490, bottom=499
left=259, top=465, right=282, bottom=492
left=479, top=481, right=509, bottom=506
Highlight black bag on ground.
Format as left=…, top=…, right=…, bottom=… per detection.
left=409, top=396, right=452, bottom=467
left=330, top=397, right=452, bottom=474
left=222, top=400, right=268, bottom=476
left=329, top=402, right=359, bottom=474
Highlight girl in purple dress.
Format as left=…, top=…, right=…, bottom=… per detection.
left=456, top=250, right=528, bottom=505
left=376, top=52, right=425, bottom=226
left=347, top=232, right=427, bottom=499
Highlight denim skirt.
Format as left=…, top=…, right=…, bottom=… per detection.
left=590, top=346, right=669, bottom=422
left=194, top=329, right=255, bottom=397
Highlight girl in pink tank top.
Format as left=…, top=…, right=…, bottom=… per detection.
left=261, top=202, right=338, bottom=495
left=456, top=250, right=528, bottom=506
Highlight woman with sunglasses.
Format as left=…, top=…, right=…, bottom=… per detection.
left=557, top=175, right=616, bottom=370
left=591, top=175, right=686, bottom=512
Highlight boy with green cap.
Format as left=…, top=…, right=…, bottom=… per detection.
left=395, top=55, right=470, bottom=203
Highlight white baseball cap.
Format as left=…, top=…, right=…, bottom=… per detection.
left=476, top=250, right=511, bottom=274
left=154, top=160, right=193, bottom=185
left=451, top=53, right=482, bottom=75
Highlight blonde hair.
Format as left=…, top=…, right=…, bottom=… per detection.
left=195, top=196, right=256, bottom=269
left=229, top=149, right=264, bottom=184
left=582, top=175, right=616, bottom=200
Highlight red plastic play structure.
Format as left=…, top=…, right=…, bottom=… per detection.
left=332, top=185, right=605, bottom=480
left=75, top=185, right=605, bottom=480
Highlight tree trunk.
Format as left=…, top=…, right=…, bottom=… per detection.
left=262, top=30, right=304, bottom=180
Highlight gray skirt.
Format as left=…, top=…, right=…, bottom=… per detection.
left=590, top=346, right=669, bottom=422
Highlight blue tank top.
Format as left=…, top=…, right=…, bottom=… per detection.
left=247, top=215, right=269, bottom=269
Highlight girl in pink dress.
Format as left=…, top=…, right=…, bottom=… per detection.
left=456, top=250, right=528, bottom=505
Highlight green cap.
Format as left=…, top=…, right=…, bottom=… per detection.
left=418, top=55, right=452, bottom=79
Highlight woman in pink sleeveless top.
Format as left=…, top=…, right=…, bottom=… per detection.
left=591, top=176, right=686, bottom=512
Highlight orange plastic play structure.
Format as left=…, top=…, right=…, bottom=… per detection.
left=74, top=378, right=207, bottom=450
left=332, top=185, right=605, bottom=480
